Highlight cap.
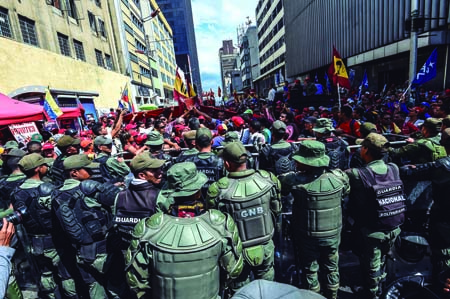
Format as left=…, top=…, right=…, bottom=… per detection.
left=198, top=115, right=205, bottom=120
left=309, top=106, right=315, bottom=111
left=304, top=116, right=317, bottom=124
left=231, top=116, right=245, bottom=127
left=135, top=134, right=148, bottom=144
left=4, top=140, right=18, bottom=150
left=183, top=130, right=197, bottom=141
left=166, top=162, right=208, bottom=197
left=361, top=133, right=388, bottom=152
left=219, top=142, right=248, bottom=164
left=130, top=130, right=139, bottom=137
left=4, top=148, right=26, bottom=157
left=292, top=140, right=330, bottom=167
left=222, top=132, right=239, bottom=145
left=313, top=118, right=334, bottom=134
left=63, top=154, right=100, bottom=170
left=19, top=153, right=47, bottom=171
left=420, top=102, right=430, bottom=108
left=196, top=127, right=212, bottom=141
left=30, top=133, right=43, bottom=143
left=145, top=131, right=164, bottom=146
left=80, top=139, right=93, bottom=148
left=359, top=122, right=377, bottom=137
left=42, top=142, right=54, bottom=150
left=57, top=136, right=81, bottom=148
left=125, top=124, right=137, bottom=131
left=94, top=136, right=112, bottom=146
left=423, top=117, right=442, bottom=132
left=217, top=124, right=228, bottom=135
left=244, top=109, right=253, bottom=114
left=130, top=153, right=165, bottom=173
left=272, top=120, right=287, bottom=132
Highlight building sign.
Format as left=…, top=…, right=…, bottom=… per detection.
left=8, top=122, right=39, bottom=144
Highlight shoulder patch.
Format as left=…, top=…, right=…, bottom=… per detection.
left=216, top=177, right=229, bottom=189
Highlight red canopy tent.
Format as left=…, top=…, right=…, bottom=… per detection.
left=0, top=93, right=45, bottom=126
left=58, top=107, right=84, bottom=119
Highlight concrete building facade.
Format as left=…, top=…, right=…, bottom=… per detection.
left=238, top=25, right=260, bottom=91
left=157, top=0, right=202, bottom=94
left=219, top=40, right=241, bottom=97
left=0, top=0, right=129, bottom=109
left=284, top=0, right=450, bottom=91
left=254, top=0, right=285, bottom=96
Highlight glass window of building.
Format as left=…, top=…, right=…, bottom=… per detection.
left=64, top=0, right=77, bottom=19
left=73, top=39, right=85, bottom=61
left=48, top=0, right=61, bottom=10
left=18, top=15, right=38, bottom=46
left=0, top=7, right=12, bottom=38
left=151, top=68, right=158, bottom=78
left=105, top=54, right=113, bottom=70
left=88, top=12, right=97, bottom=32
left=94, top=0, right=101, bottom=8
left=57, top=33, right=71, bottom=56
left=95, top=49, right=104, bottom=67
left=98, top=19, right=106, bottom=38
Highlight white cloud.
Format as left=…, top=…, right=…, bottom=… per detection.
left=192, top=0, right=258, bottom=92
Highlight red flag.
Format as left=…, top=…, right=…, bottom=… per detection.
left=218, top=86, right=222, bottom=97
left=328, top=46, right=351, bottom=90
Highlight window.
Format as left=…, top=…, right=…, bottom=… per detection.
left=131, top=14, right=143, bottom=32
left=57, top=33, right=71, bottom=56
left=73, top=39, right=85, bottom=61
left=161, top=73, right=166, bottom=83
left=88, top=11, right=97, bottom=32
left=95, top=49, right=104, bottom=67
left=105, top=54, right=113, bottom=70
left=0, top=7, right=12, bottom=38
left=132, top=0, right=140, bottom=7
left=129, top=52, right=138, bottom=63
left=140, top=66, right=150, bottom=78
left=135, top=39, right=146, bottom=52
left=19, top=15, right=38, bottom=46
left=94, top=0, right=101, bottom=8
left=98, top=19, right=106, bottom=38
left=49, top=0, right=61, bottom=9
left=151, top=68, right=158, bottom=78
left=64, top=0, right=77, bottom=19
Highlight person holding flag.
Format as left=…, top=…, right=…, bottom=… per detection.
left=358, top=70, right=369, bottom=100
left=328, top=46, right=351, bottom=109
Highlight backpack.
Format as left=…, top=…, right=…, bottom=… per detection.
left=357, top=163, right=406, bottom=230
left=325, top=139, right=349, bottom=170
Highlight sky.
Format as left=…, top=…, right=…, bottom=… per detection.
left=191, top=0, right=259, bottom=93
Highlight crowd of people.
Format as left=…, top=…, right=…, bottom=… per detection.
left=0, top=83, right=450, bottom=299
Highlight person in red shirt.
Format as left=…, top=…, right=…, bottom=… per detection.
left=335, top=105, right=361, bottom=144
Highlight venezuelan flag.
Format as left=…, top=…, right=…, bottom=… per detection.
left=44, top=88, right=63, bottom=119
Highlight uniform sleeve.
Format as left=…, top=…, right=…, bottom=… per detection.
left=389, top=143, right=421, bottom=160
left=219, top=213, right=244, bottom=283
left=206, top=182, right=220, bottom=210
left=279, top=172, right=295, bottom=196
left=269, top=172, right=282, bottom=217
left=332, top=169, right=351, bottom=197
left=106, top=158, right=131, bottom=177
left=125, top=219, right=153, bottom=299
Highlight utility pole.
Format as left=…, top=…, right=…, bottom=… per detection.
left=408, top=0, right=419, bottom=95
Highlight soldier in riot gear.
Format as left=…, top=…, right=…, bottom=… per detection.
left=12, top=153, right=78, bottom=299
left=0, top=149, right=27, bottom=211
left=206, top=142, right=282, bottom=289
left=389, top=117, right=446, bottom=164
left=181, top=128, right=224, bottom=196
left=259, top=120, right=298, bottom=175
left=174, top=130, right=198, bottom=162
left=126, top=162, right=244, bottom=299
left=48, top=135, right=81, bottom=186
left=346, top=133, right=406, bottom=299
left=92, top=136, right=130, bottom=183
left=280, top=140, right=350, bottom=299
left=145, top=131, right=172, bottom=168
left=349, top=122, right=378, bottom=168
left=313, top=118, right=349, bottom=170
left=400, top=128, right=450, bottom=297
left=51, top=154, right=123, bottom=298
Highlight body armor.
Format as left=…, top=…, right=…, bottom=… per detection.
left=260, top=142, right=296, bottom=175
left=428, top=157, right=450, bottom=221
left=11, top=182, right=54, bottom=235
left=52, top=180, right=112, bottom=247
left=49, top=155, right=65, bottom=186
left=216, top=170, right=276, bottom=247
left=291, top=170, right=345, bottom=238
left=0, top=175, right=26, bottom=209
left=114, top=182, right=159, bottom=249
left=90, top=155, right=111, bottom=183
left=357, top=163, right=406, bottom=230
left=133, top=211, right=233, bottom=299
left=321, top=137, right=349, bottom=170
left=184, top=153, right=224, bottom=193
left=417, top=137, right=447, bottom=162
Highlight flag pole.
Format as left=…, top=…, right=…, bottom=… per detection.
left=337, top=83, right=341, bottom=111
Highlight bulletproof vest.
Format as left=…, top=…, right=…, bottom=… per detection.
left=0, top=176, right=26, bottom=210
left=322, top=138, right=349, bottom=170
left=49, top=155, right=66, bottom=187
left=357, top=163, right=406, bottom=230
left=52, top=180, right=112, bottom=246
left=417, top=137, right=447, bottom=162
left=184, top=153, right=224, bottom=194
left=263, top=143, right=296, bottom=175
left=291, top=170, right=345, bottom=238
left=92, top=155, right=112, bottom=183
left=114, top=182, right=159, bottom=249
left=11, top=183, right=54, bottom=235
left=151, top=152, right=173, bottom=171
left=218, top=170, right=276, bottom=247
left=142, top=211, right=226, bottom=299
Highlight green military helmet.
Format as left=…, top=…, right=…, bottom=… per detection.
left=63, top=154, right=100, bottom=170
left=196, top=127, right=212, bottom=141
left=293, top=140, right=330, bottom=167
left=30, top=133, right=43, bottom=143
left=219, top=142, right=248, bottom=164
left=3, top=148, right=26, bottom=157
left=4, top=140, right=19, bottom=150
left=145, top=131, right=164, bottom=146
left=19, top=153, right=47, bottom=171
left=359, top=122, right=377, bottom=137
left=313, top=118, right=334, bottom=134
left=94, top=135, right=112, bottom=146
left=130, top=153, right=165, bottom=173
left=166, top=162, right=208, bottom=197
left=221, top=131, right=239, bottom=145
left=361, top=133, right=388, bottom=153
left=272, top=120, right=287, bottom=133
left=57, top=135, right=81, bottom=148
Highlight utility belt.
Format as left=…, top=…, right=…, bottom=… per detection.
left=30, top=234, right=55, bottom=255
left=78, top=239, right=107, bottom=263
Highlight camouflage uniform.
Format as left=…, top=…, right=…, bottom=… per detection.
left=126, top=162, right=243, bottom=299
left=346, top=134, right=405, bottom=299
left=146, top=131, right=172, bottom=170
left=280, top=141, right=350, bottom=299
left=207, top=142, right=281, bottom=289
left=93, top=136, right=130, bottom=183
left=175, top=130, right=198, bottom=162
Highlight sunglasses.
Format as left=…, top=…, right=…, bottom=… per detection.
left=159, top=126, right=166, bottom=129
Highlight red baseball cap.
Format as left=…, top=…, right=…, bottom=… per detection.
left=217, top=124, right=228, bottom=135
left=231, top=116, right=245, bottom=127
left=125, top=124, right=137, bottom=131
left=135, top=134, right=147, bottom=144
left=198, top=115, right=205, bottom=120
left=42, top=142, right=54, bottom=150
left=130, top=130, right=139, bottom=137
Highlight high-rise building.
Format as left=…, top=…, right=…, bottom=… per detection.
left=254, top=0, right=285, bottom=96
left=238, top=24, right=260, bottom=91
left=219, top=40, right=241, bottom=97
left=157, top=0, right=202, bottom=94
